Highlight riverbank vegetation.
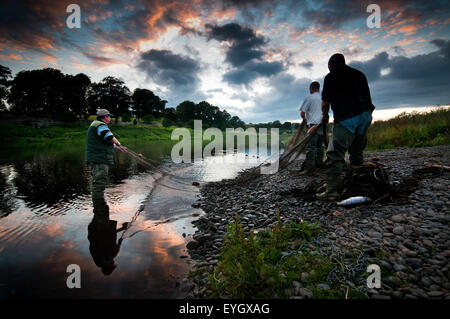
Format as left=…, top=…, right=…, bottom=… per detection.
left=193, top=211, right=366, bottom=299
left=366, top=107, right=450, bottom=149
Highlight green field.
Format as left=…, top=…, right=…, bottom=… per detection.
left=2, top=108, right=449, bottom=149
left=366, top=107, right=450, bottom=149
left=0, top=122, right=178, bottom=145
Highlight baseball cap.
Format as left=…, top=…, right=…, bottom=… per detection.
left=96, top=109, right=114, bottom=117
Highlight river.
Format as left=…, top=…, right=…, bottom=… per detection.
left=0, top=139, right=269, bottom=298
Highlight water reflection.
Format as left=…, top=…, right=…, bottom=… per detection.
left=13, top=156, right=89, bottom=208
left=0, top=139, right=267, bottom=298
left=87, top=215, right=126, bottom=276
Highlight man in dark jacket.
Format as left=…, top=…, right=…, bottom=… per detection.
left=85, top=109, right=125, bottom=219
left=317, top=53, right=375, bottom=200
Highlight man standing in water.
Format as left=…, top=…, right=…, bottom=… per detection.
left=85, top=109, right=125, bottom=220
left=299, top=81, right=324, bottom=175
left=317, top=53, right=375, bottom=200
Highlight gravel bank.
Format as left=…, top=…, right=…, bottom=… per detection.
left=186, top=145, right=450, bottom=299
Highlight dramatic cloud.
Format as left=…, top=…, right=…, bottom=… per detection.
left=301, top=0, right=449, bottom=31
left=138, top=49, right=201, bottom=91
left=206, top=22, right=284, bottom=85
left=299, top=61, right=313, bottom=69
left=243, top=72, right=313, bottom=123
left=349, top=39, right=450, bottom=108
left=1, top=0, right=449, bottom=122
left=206, top=23, right=266, bottom=66
left=223, top=60, right=284, bottom=85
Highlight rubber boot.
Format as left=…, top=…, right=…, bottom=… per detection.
left=316, top=174, right=340, bottom=200
left=299, top=160, right=315, bottom=175
left=92, top=198, right=110, bottom=224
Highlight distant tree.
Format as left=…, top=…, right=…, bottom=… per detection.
left=271, top=120, right=282, bottom=128
left=132, top=88, right=166, bottom=119
left=195, top=101, right=215, bottom=126
left=64, top=73, right=91, bottom=119
left=0, top=65, right=12, bottom=112
left=229, top=115, right=245, bottom=128
left=163, top=107, right=177, bottom=122
left=142, top=114, right=154, bottom=124
left=87, top=76, right=131, bottom=123
left=282, top=121, right=292, bottom=131
left=162, top=118, right=175, bottom=127
left=175, top=100, right=196, bottom=122
left=217, top=109, right=231, bottom=130
left=8, top=68, right=66, bottom=118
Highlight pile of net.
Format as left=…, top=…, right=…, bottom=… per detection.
left=286, top=161, right=447, bottom=204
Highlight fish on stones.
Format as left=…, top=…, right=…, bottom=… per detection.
left=337, top=196, right=372, bottom=206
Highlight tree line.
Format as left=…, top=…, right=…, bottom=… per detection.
left=0, top=64, right=295, bottom=130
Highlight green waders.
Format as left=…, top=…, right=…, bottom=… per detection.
left=301, top=125, right=324, bottom=174
left=317, top=122, right=368, bottom=199
left=90, top=163, right=110, bottom=222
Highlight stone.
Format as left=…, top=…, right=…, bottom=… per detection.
left=392, top=226, right=405, bottom=235
left=298, top=288, right=313, bottom=299
left=300, top=272, right=309, bottom=283
left=421, top=277, right=432, bottom=287
left=186, top=241, right=200, bottom=250
left=372, top=294, right=391, bottom=299
left=316, top=283, right=330, bottom=291
left=427, top=291, right=445, bottom=298
left=423, top=239, right=434, bottom=248
left=391, top=215, right=406, bottom=223
left=369, top=231, right=383, bottom=239
left=392, top=291, right=403, bottom=298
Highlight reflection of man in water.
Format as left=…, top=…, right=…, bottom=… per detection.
left=88, top=216, right=126, bottom=276
left=85, top=108, right=125, bottom=221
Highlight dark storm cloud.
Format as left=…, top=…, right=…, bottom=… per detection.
left=299, top=61, right=313, bottom=69
left=138, top=49, right=201, bottom=89
left=349, top=52, right=389, bottom=82
left=300, top=0, right=449, bottom=31
left=206, top=23, right=266, bottom=67
left=223, top=61, right=283, bottom=85
left=348, top=39, right=450, bottom=108
left=206, top=22, right=284, bottom=85
left=242, top=72, right=313, bottom=122
left=0, top=0, right=65, bottom=53
left=392, top=46, right=406, bottom=56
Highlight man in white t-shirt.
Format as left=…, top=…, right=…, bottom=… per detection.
left=298, top=81, right=324, bottom=174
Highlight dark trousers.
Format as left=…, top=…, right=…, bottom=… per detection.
left=304, top=125, right=324, bottom=171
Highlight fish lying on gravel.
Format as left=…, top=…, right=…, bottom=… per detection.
left=337, top=196, right=372, bottom=206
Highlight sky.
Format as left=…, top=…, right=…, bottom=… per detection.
left=0, top=0, right=449, bottom=123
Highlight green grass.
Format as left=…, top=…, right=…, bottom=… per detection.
left=202, top=210, right=366, bottom=299
left=281, top=108, right=450, bottom=150
left=367, top=107, right=450, bottom=149
left=0, top=122, right=179, bottom=145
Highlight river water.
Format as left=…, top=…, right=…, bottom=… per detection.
left=0, top=140, right=268, bottom=298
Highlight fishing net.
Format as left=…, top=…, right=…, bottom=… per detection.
left=282, top=160, right=435, bottom=204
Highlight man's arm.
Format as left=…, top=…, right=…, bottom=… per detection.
left=300, top=111, right=306, bottom=121
left=321, top=100, right=330, bottom=123
left=112, top=136, right=121, bottom=146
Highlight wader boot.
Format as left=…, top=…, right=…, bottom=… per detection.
left=92, top=198, right=110, bottom=224
left=316, top=174, right=340, bottom=200
left=299, top=160, right=315, bottom=175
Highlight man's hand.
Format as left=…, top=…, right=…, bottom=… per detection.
left=114, top=143, right=127, bottom=153
left=112, top=137, right=121, bottom=146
